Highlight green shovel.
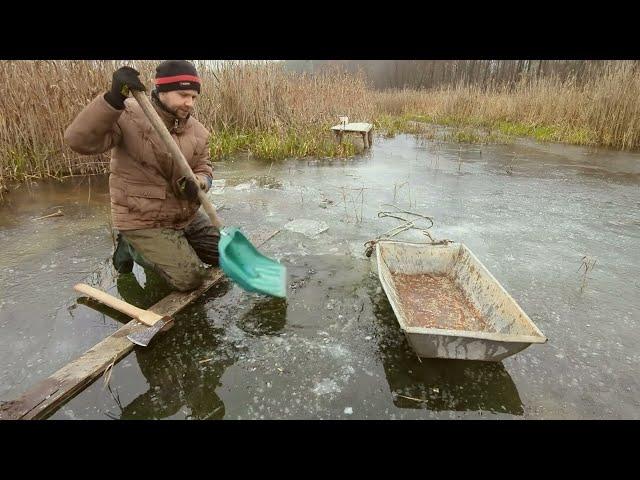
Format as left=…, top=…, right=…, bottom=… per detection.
left=132, top=90, right=287, bottom=298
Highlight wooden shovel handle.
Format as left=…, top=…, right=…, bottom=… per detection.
left=73, top=283, right=163, bottom=326
left=131, top=90, right=223, bottom=230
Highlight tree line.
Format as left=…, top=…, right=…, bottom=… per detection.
left=284, top=60, right=639, bottom=90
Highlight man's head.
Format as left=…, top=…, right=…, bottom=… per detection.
left=154, top=60, right=201, bottom=119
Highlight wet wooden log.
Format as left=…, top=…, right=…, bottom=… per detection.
left=0, top=228, right=281, bottom=420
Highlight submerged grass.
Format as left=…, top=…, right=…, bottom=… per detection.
left=375, top=113, right=592, bottom=147
left=209, top=128, right=357, bottom=160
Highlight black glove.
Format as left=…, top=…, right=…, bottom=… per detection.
left=104, top=66, right=147, bottom=110
left=177, top=176, right=204, bottom=202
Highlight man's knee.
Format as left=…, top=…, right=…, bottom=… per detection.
left=184, top=212, right=221, bottom=266
left=167, top=271, right=205, bottom=292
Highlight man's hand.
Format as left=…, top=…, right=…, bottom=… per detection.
left=104, top=66, right=147, bottom=110
left=177, top=176, right=207, bottom=202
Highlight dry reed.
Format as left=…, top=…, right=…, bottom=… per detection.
left=1, top=60, right=639, bottom=190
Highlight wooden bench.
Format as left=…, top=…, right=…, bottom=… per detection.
left=331, top=122, right=374, bottom=149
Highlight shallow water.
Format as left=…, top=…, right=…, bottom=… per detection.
left=1, top=134, right=638, bottom=419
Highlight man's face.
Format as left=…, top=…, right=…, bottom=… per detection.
left=158, top=89, right=199, bottom=119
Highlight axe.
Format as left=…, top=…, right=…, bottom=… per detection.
left=73, top=283, right=171, bottom=347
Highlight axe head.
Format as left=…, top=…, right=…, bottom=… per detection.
left=127, top=316, right=172, bottom=347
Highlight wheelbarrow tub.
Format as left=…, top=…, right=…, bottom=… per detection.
left=375, top=241, right=547, bottom=361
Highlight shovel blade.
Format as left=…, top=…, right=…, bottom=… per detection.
left=219, top=227, right=287, bottom=298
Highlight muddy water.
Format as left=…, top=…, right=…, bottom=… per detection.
left=1, top=134, right=638, bottom=419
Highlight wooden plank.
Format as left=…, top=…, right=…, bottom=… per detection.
left=0, top=228, right=281, bottom=420
left=330, top=122, right=372, bottom=133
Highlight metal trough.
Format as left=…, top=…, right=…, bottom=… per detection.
left=375, top=240, right=547, bottom=361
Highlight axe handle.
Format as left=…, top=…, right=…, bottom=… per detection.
left=73, top=283, right=161, bottom=326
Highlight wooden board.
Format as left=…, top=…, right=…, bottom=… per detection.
left=330, top=122, right=372, bottom=133
left=0, top=228, right=280, bottom=420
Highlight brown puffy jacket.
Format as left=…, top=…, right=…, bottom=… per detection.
left=64, top=92, right=213, bottom=231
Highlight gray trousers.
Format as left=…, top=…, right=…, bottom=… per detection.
left=116, top=210, right=220, bottom=292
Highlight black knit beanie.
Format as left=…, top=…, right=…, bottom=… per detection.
left=154, top=60, right=201, bottom=93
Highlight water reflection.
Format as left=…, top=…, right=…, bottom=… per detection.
left=77, top=269, right=287, bottom=420
left=370, top=286, right=524, bottom=415
left=236, top=296, right=288, bottom=337
left=117, top=268, right=174, bottom=309
left=120, top=303, right=231, bottom=419
left=117, top=271, right=232, bottom=419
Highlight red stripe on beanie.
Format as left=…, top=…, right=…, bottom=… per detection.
left=154, top=75, right=201, bottom=85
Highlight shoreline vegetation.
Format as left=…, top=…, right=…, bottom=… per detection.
left=2, top=60, right=639, bottom=197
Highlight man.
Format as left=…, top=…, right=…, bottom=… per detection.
left=65, top=60, right=219, bottom=292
